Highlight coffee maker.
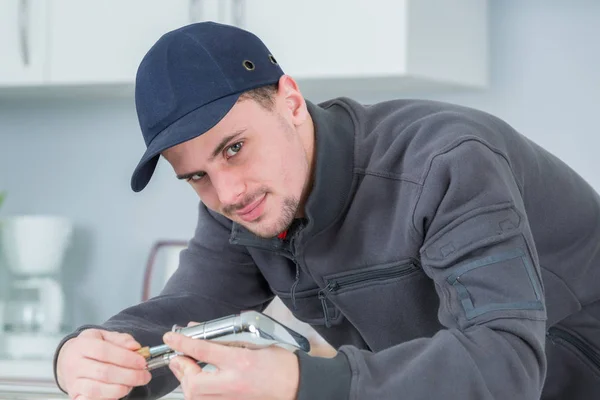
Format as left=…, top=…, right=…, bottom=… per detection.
left=0, top=215, right=72, bottom=359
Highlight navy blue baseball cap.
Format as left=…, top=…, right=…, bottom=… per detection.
left=130, top=21, right=284, bottom=192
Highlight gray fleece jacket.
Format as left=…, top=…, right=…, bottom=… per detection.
left=54, top=97, right=600, bottom=399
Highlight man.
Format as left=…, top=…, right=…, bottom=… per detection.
left=54, top=21, right=600, bottom=400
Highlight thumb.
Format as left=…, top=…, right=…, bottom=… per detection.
left=187, top=321, right=200, bottom=327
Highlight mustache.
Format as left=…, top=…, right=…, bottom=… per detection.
left=222, top=188, right=268, bottom=215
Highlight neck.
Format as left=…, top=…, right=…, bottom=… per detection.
left=296, top=114, right=316, bottom=218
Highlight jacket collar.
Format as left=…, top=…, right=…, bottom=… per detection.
left=230, top=99, right=356, bottom=246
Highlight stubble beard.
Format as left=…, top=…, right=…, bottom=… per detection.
left=247, top=195, right=298, bottom=238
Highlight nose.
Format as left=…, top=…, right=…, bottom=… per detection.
left=212, top=170, right=246, bottom=206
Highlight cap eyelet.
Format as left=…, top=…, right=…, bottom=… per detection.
left=243, top=60, right=255, bottom=71
left=268, top=54, right=278, bottom=65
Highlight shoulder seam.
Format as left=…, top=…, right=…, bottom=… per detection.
left=411, top=137, right=520, bottom=236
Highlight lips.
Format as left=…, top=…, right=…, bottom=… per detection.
left=236, top=194, right=267, bottom=222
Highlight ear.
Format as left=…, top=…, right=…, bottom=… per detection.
left=277, top=75, right=308, bottom=127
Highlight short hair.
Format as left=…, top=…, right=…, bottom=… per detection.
left=239, top=83, right=278, bottom=110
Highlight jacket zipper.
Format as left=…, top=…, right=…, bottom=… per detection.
left=232, top=223, right=306, bottom=311
left=288, top=229, right=305, bottom=311
left=547, top=327, right=600, bottom=370
left=289, top=258, right=301, bottom=311
left=318, top=262, right=418, bottom=328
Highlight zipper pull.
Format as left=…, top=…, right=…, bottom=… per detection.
left=317, top=282, right=338, bottom=328
left=290, top=263, right=300, bottom=311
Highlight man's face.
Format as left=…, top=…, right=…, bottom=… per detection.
left=162, top=80, right=313, bottom=238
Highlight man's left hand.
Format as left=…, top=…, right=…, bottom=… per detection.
left=163, top=329, right=300, bottom=400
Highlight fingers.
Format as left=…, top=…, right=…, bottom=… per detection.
left=100, top=331, right=141, bottom=351
left=78, top=339, right=147, bottom=370
left=79, top=329, right=140, bottom=351
left=163, top=332, right=235, bottom=367
left=70, top=377, right=132, bottom=400
left=169, top=356, right=228, bottom=397
left=187, top=321, right=200, bottom=327
left=169, top=355, right=203, bottom=381
left=60, top=329, right=152, bottom=400
left=76, top=358, right=152, bottom=387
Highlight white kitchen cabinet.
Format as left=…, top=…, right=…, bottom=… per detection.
left=46, top=0, right=193, bottom=85
left=0, top=0, right=488, bottom=98
left=46, top=0, right=242, bottom=86
left=0, top=0, right=49, bottom=86
left=241, top=0, right=488, bottom=99
left=0, top=0, right=239, bottom=88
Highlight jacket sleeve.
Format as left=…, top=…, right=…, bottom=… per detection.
left=308, top=139, right=548, bottom=399
left=53, top=202, right=274, bottom=400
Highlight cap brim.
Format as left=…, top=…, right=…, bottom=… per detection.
left=130, top=92, right=241, bottom=192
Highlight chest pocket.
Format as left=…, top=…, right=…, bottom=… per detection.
left=273, top=285, right=340, bottom=326
left=318, top=259, right=443, bottom=352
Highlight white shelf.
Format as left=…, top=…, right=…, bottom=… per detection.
left=0, top=360, right=55, bottom=381
left=0, top=360, right=66, bottom=400
left=0, top=380, right=66, bottom=399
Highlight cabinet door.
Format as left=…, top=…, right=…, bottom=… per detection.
left=47, top=0, right=195, bottom=85
left=241, top=0, right=406, bottom=80
left=0, top=0, right=49, bottom=86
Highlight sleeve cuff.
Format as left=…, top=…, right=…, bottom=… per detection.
left=296, top=351, right=352, bottom=400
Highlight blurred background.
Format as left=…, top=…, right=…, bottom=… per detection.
left=0, top=0, right=598, bottom=394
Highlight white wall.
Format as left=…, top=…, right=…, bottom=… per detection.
left=0, top=0, right=599, bottom=329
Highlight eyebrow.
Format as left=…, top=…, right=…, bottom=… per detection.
left=210, top=129, right=246, bottom=161
left=176, top=129, right=246, bottom=181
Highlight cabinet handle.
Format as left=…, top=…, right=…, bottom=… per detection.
left=189, top=0, right=201, bottom=23
left=18, top=0, right=30, bottom=66
left=232, top=0, right=245, bottom=28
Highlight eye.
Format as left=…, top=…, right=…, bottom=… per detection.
left=187, top=173, right=205, bottom=182
left=225, top=142, right=243, bottom=158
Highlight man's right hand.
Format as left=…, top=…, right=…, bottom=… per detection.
left=56, top=328, right=152, bottom=400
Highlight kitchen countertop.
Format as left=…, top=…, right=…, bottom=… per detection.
left=0, top=359, right=184, bottom=399
left=0, top=379, right=67, bottom=399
